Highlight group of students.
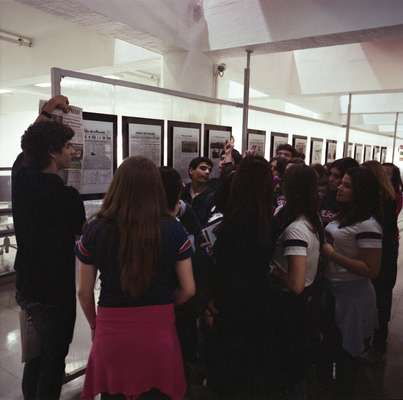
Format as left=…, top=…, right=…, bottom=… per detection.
left=12, top=96, right=401, bottom=400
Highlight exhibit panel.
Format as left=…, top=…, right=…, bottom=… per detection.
left=81, top=112, right=117, bottom=200
left=270, top=132, right=289, bottom=159
left=122, top=116, right=164, bottom=166
left=247, top=129, right=266, bottom=157
left=380, top=147, right=387, bottom=163
left=325, top=139, right=337, bottom=164
left=372, top=146, right=381, bottom=161
left=364, top=144, right=372, bottom=162
left=168, top=121, right=202, bottom=181
left=204, top=124, right=232, bottom=177
left=310, top=138, right=324, bottom=165
left=292, top=135, right=308, bottom=158
left=355, top=144, right=364, bottom=163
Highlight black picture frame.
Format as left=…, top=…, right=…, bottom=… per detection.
left=80, top=112, right=118, bottom=201
left=122, top=116, right=164, bottom=165
left=354, top=144, right=363, bottom=163
left=247, top=129, right=266, bottom=157
left=309, top=137, right=323, bottom=165
left=270, top=132, right=289, bottom=159
left=364, top=145, right=372, bottom=162
left=372, top=146, right=380, bottom=161
left=325, top=139, right=337, bottom=164
left=292, top=135, right=308, bottom=158
left=380, top=147, right=387, bottom=164
left=167, top=120, right=202, bottom=179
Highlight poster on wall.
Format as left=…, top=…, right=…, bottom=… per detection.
left=354, top=144, right=363, bottom=163
left=270, top=132, right=289, bottom=159
left=372, top=146, right=381, bottom=161
left=309, top=138, right=323, bottom=165
left=380, top=147, right=387, bottom=164
left=364, top=145, right=372, bottom=162
left=292, top=135, right=308, bottom=158
left=247, top=129, right=266, bottom=157
left=81, top=112, right=117, bottom=199
left=168, top=121, right=201, bottom=181
left=204, top=124, right=232, bottom=178
left=39, top=100, right=84, bottom=190
left=325, top=140, right=337, bottom=164
left=122, top=117, right=164, bottom=166
left=343, top=142, right=354, bottom=158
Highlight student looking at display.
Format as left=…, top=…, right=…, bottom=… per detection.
left=321, top=167, right=382, bottom=395
left=181, top=157, right=215, bottom=227
left=12, top=96, right=86, bottom=400
left=276, top=143, right=297, bottom=161
left=76, top=156, right=195, bottom=400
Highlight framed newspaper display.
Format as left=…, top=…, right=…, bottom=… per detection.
left=203, top=124, right=232, bottom=178
left=354, top=144, right=363, bottom=163
left=122, top=117, right=164, bottom=166
left=344, top=142, right=354, bottom=158
left=380, top=147, right=387, bottom=164
left=81, top=112, right=117, bottom=200
left=363, top=145, right=372, bottom=162
left=372, top=146, right=381, bottom=161
left=325, top=140, right=337, bottom=164
left=292, top=135, right=308, bottom=158
left=309, top=138, right=323, bottom=165
left=270, top=132, right=289, bottom=159
left=247, top=129, right=266, bottom=157
left=168, top=120, right=201, bottom=182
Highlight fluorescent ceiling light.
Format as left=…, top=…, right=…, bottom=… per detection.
left=0, top=89, right=12, bottom=94
left=103, top=75, right=120, bottom=80
left=35, top=82, right=51, bottom=88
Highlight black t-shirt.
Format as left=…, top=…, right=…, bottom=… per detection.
left=75, top=217, right=193, bottom=307
left=12, top=154, right=86, bottom=306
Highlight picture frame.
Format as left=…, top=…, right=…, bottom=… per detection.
left=372, top=146, right=381, bottom=162
left=80, top=112, right=118, bottom=200
left=122, top=116, right=164, bottom=166
left=325, top=140, right=337, bottom=164
left=309, top=138, right=323, bottom=165
left=270, top=132, right=289, bottom=159
left=247, top=129, right=266, bottom=157
left=292, top=135, right=308, bottom=158
left=354, top=144, right=363, bottom=163
left=380, top=147, right=387, bottom=164
left=167, top=120, right=202, bottom=181
left=363, top=145, right=372, bottom=162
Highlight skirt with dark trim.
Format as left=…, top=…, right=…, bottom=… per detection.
left=81, top=304, right=186, bottom=400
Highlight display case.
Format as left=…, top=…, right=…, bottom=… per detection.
left=0, top=168, right=16, bottom=276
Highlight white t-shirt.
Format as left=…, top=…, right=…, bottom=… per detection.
left=270, top=216, right=320, bottom=287
left=325, top=217, right=383, bottom=282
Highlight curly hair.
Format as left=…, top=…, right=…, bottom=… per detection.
left=21, top=121, right=74, bottom=170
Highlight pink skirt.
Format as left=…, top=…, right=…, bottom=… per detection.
left=81, top=304, right=186, bottom=400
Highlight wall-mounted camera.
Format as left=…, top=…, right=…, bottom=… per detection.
left=216, top=63, right=226, bottom=77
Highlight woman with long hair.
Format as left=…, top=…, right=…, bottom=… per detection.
left=269, top=165, right=322, bottom=398
left=383, top=162, right=403, bottom=215
left=322, top=167, right=382, bottom=394
left=207, top=156, right=275, bottom=397
left=363, top=161, right=399, bottom=353
left=76, top=156, right=195, bottom=400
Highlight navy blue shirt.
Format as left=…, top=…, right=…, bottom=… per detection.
left=75, top=217, right=192, bottom=307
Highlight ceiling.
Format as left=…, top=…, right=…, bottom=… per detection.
left=3, top=0, right=403, bottom=135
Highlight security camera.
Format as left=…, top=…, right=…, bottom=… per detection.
left=217, top=63, right=226, bottom=77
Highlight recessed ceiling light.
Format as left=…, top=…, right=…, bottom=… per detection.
left=34, top=82, right=51, bottom=88
left=0, top=89, right=13, bottom=94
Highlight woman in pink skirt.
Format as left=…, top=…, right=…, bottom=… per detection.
left=76, top=156, right=195, bottom=400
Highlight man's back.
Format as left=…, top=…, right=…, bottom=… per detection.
left=12, top=155, right=85, bottom=306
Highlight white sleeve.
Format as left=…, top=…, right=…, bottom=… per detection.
left=282, top=222, right=310, bottom=257
left=355, top=220, right=383, bottom=249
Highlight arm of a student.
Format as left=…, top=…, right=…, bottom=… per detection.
left=322, top=244, right=381, bottom=279
left=273, top=255, right=306, bottom=294
left=77, top=262, right=97, bottom=332
left=175, top=257, right=196, bottom=304
left=35, top=95, right=70, bottom=123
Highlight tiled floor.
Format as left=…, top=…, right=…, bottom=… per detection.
left=1, top=222, right=403, bottom=400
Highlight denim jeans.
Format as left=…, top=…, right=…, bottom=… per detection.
left=21, top=302, right=75, bottom=400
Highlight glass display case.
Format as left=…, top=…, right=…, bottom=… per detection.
left=0, top=168, right=16, bottom=276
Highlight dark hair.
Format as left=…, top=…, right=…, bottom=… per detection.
left=98, top=156, right=168, bottom=297
left=276, top=143, right=297, bottom=157
left=287, top=157, right=305, bottom=167
left=311, top=163, right=328, bottom=179
left=363, top=161, right=395, bottom=201
left=159, top=167, right=183, bottom=211
left=338, top=167, right=381, bottom=227
left=330, top=157, right=359, bottom=177
left=188, top=156, right=213, bottom=171
left=225, top=156, right=273, bottom=242
left=383, top=163, right=403, bottom=193
left=282, top=165, right=323, bottom=240
left=21, top=121, right=74, bottom=170
left=270, top=156, right=287, bottom=178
